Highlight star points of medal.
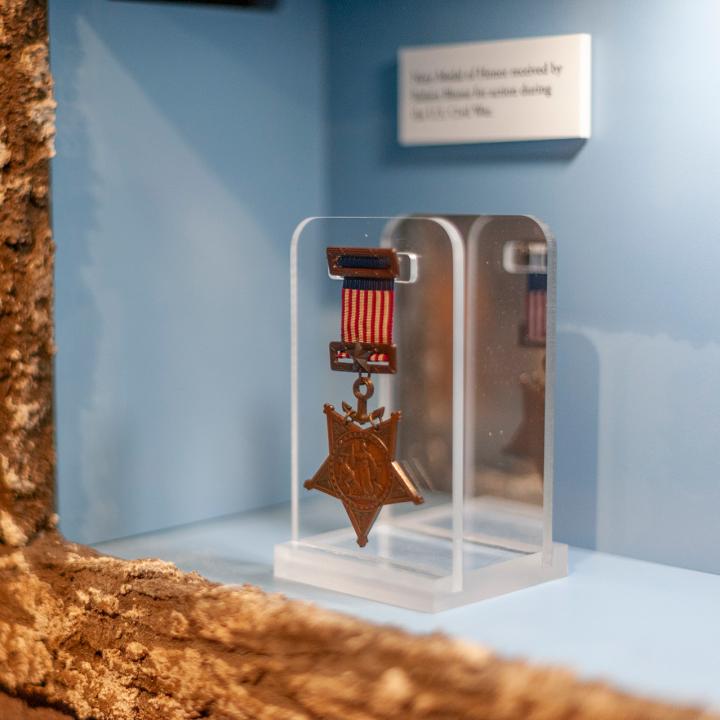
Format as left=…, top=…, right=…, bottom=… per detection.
left=304, top=404, right=424, bottom=547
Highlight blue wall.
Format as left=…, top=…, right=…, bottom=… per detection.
left=326, top=0, right=720, bottom=573
left=50, top=0, right=327, bottom=543
left=50, top=0, right=720, bottom=575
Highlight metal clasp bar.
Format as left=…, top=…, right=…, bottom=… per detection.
left=329, top=341, right=397, bottom=374
left=326, top=247, right=418, bottom=284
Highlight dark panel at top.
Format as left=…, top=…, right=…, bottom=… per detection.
left=112, top=0, right=279, bottom=9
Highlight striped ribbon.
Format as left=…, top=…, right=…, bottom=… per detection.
left=339, top=277, right=394, bottom=362
left=526, top=272, right=547, bottom=344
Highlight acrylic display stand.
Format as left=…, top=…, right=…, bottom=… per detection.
left=274, top=216, right=567, bottom=612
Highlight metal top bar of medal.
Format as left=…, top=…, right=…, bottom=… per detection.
left=326, top=246, right=400, bottom=280
left=326, top=246, right=399, bottom=375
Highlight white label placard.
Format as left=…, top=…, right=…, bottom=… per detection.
left=399, top=34, right=591, bottom=145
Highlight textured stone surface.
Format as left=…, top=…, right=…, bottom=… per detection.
left=0, top=692, right=71, bottom=719
left=0, top=532, right=715, bottom=720
left=0, top=0, right=56, bottom=548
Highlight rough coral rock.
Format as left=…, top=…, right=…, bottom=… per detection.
left=0, top=0, right=55, bottom=548
left=0, top=532, right=715, bottom=720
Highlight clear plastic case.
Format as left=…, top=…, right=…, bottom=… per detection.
left=274, top=216, right=566, bottom=611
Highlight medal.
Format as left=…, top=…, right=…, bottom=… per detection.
left=304, top=247, right=424, bottom=547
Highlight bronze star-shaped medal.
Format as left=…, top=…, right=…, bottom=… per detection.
left=305, top=402, right=424, bottom=547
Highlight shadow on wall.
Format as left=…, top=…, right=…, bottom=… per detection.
left=51, top=0, right=325, bottom=543
left=52, top=7, right=104, bottom=545
left=110, top=0, right=281, bottom=9
left=554, top=330, right=599, bottom=549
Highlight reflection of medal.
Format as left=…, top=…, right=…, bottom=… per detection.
left=304, top=248, right=424, bottom=547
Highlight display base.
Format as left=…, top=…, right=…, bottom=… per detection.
left=274, top=502, right=567, bottom=612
